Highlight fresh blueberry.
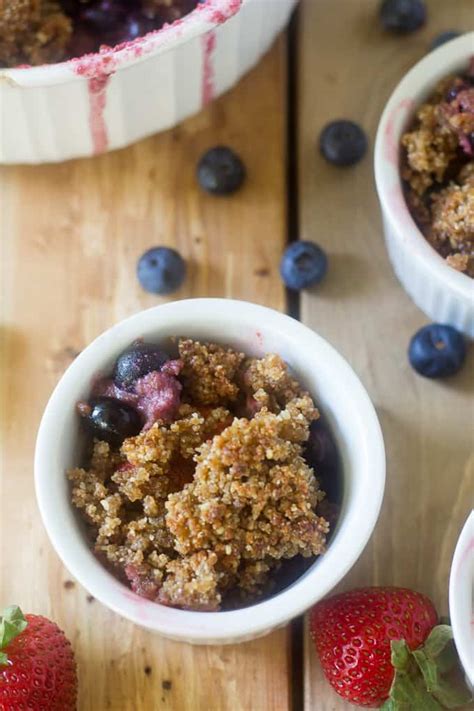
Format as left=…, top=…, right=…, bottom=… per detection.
left=408, top=324, right=467, bottom=378
left=113, top=342, right=170, bottom=390
left=137, top=247, right=186, bottom=295
left=197, top=146, right=246, bottom=195
left=380, top=0, right=426, bottom=33
left=280, top=241, right=328, bottom=291
left=82, top=397, right=142, bottom=445
left=430, top=31, right=461, bottom=51
left=319, top=120, right=367, bottom=167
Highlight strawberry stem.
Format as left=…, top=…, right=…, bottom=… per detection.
left=382, top=625, right=473, bottom=710
left=0, top=606, right=28, bottom=666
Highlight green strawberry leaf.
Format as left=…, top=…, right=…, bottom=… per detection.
left=383, top=640, right=443, bottom=710
left=0, top=606, right=28, bottom=664
left=413, top=626, right=473, bottom=708
left=419, top=625, right=455, bottom=664
left=382, top=625, right=473, bottom=710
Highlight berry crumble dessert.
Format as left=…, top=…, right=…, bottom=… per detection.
left=401, top=58, right=474, bottom=277
left=0, top=0, right=199, bottom=67
left=68, top=339, right=340, bottom=611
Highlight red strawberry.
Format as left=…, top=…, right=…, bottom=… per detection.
left=310, top=587, right=472, bottom=709
left=0, top=606, right=77, bottom=710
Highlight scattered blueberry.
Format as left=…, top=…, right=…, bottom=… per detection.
left=408, top=324, right=467, bottom=378
left=380, top=0, right=426, bottom=33
left=113, top=342, right=170, bottom=390
left=197, top=146, right=246, bottom=195
left=319, top=120, right=367, bottom=167
left=137, top=247, right=186, bottom=295
left=82, top=397, right=142, bottom=445
left=430, top=31, right=461, bottom=51
left=280, top=241, right=328, bottom=291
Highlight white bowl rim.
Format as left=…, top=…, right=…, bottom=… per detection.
left=0, top=0, right=245, bottom=87
left=449, top=510, right=474, bottom=687
left=374, top=32, right=474, bottom=302
left=35, top=298, right=385, bottom=642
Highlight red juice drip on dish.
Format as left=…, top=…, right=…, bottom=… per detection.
left=88, top=74, right=111, bottom=154
left=201, top=30, right=216, bottom=106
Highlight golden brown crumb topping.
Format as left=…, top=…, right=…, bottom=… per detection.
left=179, top=339, right=245, bottom=405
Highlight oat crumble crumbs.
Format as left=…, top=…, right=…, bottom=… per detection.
left=69, top=339, right=335, bottom=611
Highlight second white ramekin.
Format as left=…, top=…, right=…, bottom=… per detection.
left=35, top=299, right=385, bottom=645
left=449, top=511, right=474, bottom=689
left=375, top=33, right=474, bottom=338
left=0, top=0, right=296, bottom=164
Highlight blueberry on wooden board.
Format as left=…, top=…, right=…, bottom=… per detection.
left=137, top=247, right=186, bottom=295
left=408, top=324, right=466, bottom=378
left=380, top=0, right=426, bottom=33
left=319, top=120, right=367, bottom=167
left=197, top=146, right=246, bottom=195
left=280, top=242, right=328, bottom=290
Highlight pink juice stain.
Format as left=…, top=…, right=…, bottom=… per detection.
left=202, top=31, right=217, bottom=106
left=73, top=53, right=117, bottom=155
left=87, top=74, right=111, bottom=154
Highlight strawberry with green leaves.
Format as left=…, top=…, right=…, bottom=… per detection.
left=310, top=587, right=472, bottom=709
left=0, top=606, right=77, bottom=710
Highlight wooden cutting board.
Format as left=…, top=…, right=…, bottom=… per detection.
left=1, top=1, right=473, bottom=709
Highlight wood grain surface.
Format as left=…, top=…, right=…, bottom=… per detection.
left=297, top=1, right=474, bottom=708
left=0, top=39, right=291, bottom=711
left=2, top=2, right=474, bottom=710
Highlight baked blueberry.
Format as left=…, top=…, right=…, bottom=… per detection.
left=304, top=419, right=340, bottom=502
left=113, top=342, right=170, bottom=390
left=80, top=1, right=126, bottom=32
left=197, top=146, right=246, bottom=195
left=123, top=14, right=156, bottom=41
left=430, top=31, right=461, bottom=51
left=81, top=397, right=142, bottom=445
left=408, top=323, right=467, bottom=378
left=280, top=241, right=328, bottom=291
left=380, top=0, right=426, bottom=33
left=319, top=120, right=367, bottom=167
left=137, top=247, right=186, bottom=295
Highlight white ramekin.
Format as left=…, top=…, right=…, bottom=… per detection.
left=0, top=0, right=296, bottom=164
left=449, top=510, right=474, bottom=688
left=35, top=299, right=385, bottom=645
left=374, top=33, right=474, bottom=339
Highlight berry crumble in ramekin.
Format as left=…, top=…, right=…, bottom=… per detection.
left=0, top=0, right=297, bottom=164
left=375, top=33, right=474, bottom=338
left=68, top=337, right=339, bottom=612
left=401, top=58, right=473, bottom=278
left=35, top=300, right=385, bottom=644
